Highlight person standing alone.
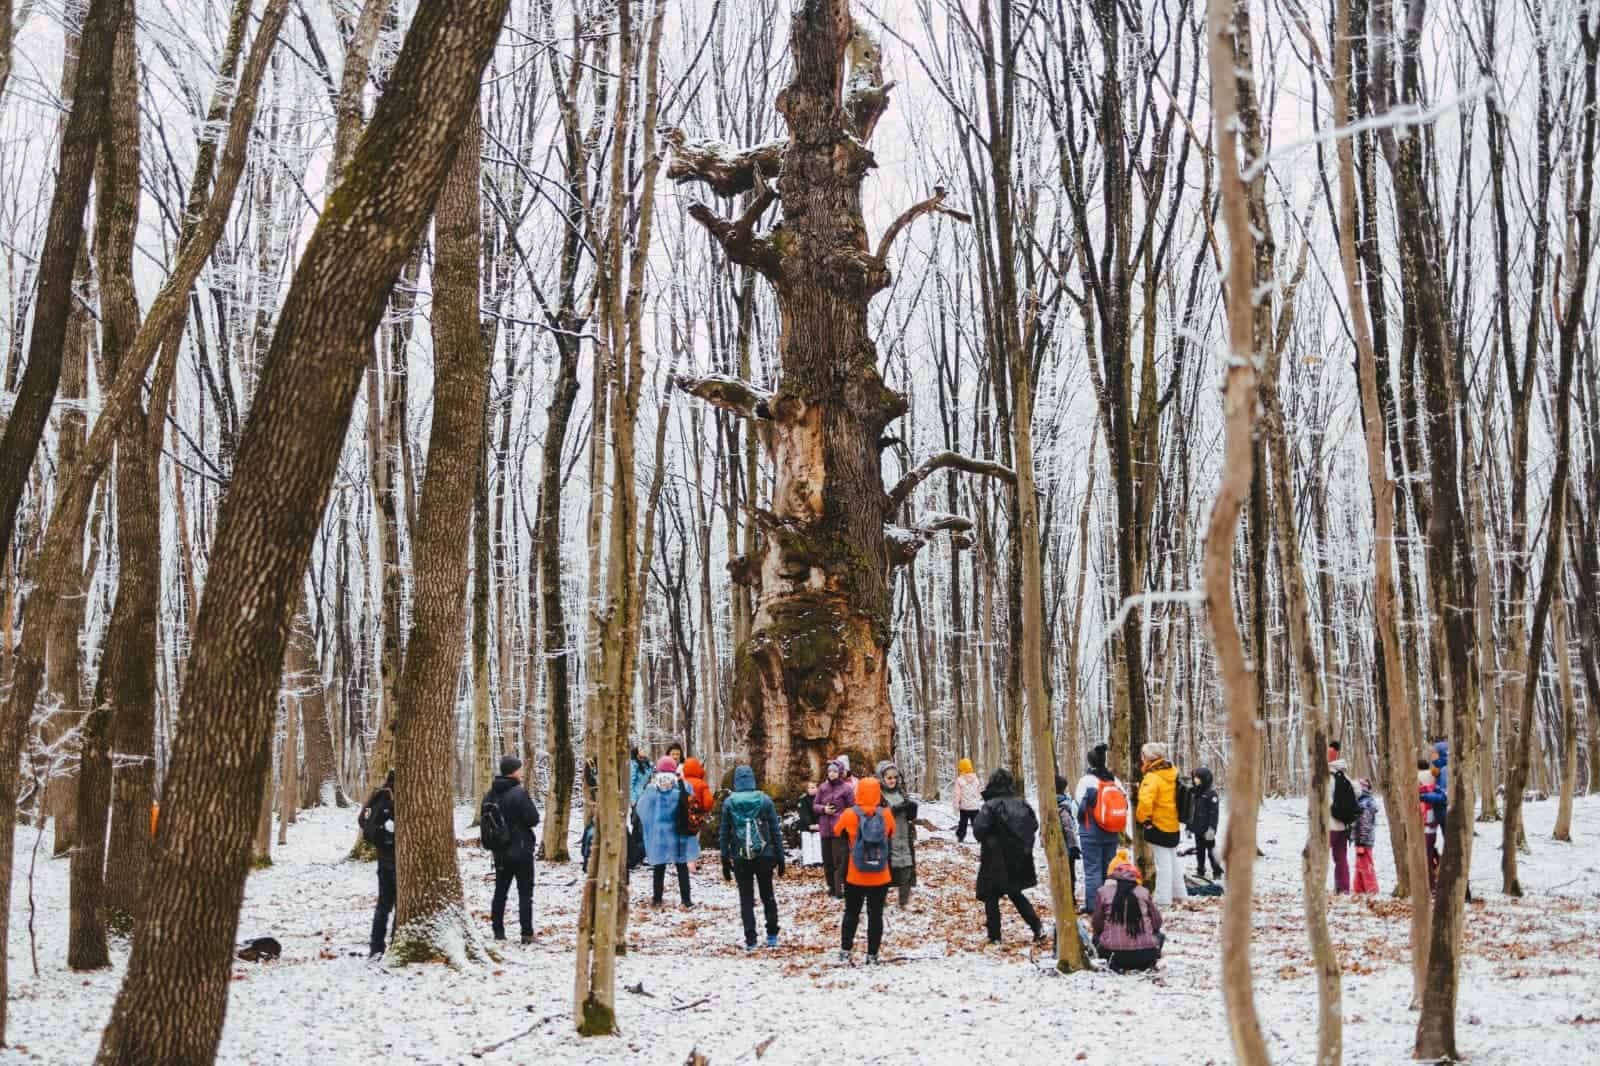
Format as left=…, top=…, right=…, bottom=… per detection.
left=359, top=769, right=397, bottom=957
left=720, top=764, right=785, bottom=950
left=481, top=756, right=541, bottom=943
left=974, top=768, right=1047, bottom=945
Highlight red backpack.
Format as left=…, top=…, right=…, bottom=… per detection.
left=1092, top=780, right=1129, bottom=833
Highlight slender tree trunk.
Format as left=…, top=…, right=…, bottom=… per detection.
left=390, top=110, right=491, bottom=964
left=1551, top=582, right=1578, bottom=841
left=0, top=0, right=121, bottom=566
left=1206, top=1, right=1270, bottom=1061
left=92, top=6, right=510, bottom=1060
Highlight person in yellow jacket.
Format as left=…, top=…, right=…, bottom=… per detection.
left=1136, top=742, right=1188, bottom=907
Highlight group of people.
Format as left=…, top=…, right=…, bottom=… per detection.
left=1326, top=738, right=1449, bottom=896
left=358, top=737, right=1243, bottom=972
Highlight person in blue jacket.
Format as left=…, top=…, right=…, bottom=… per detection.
left=1431, top=739, right=1449, bottom=795
left=637, top=756, right=700, bottom=907
left=629, top=745, right=653, bottom=806
left=1073, top=743, right=1126, bottom=915
left=720, top=764, right=785, bottom=950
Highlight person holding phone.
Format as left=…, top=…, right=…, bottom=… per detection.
left=815, top=759, right=856, bottom=899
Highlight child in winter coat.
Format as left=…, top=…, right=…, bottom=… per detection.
left=815, top=761, right=856, bottom=899
left=636, top=757, right=700, bottom=907
left=1353, top=778, right=1380, bottom=894
left=833, top=777, right=897, bottom=963
left=876, top=761, right=919, bottom=907
left=1054, top=775, right=1082, bottom=908
left=952, top=758, right=983, bottom=842
left=1091, top=853, right=1165, bottom=972
left=1186, top=767, right=1223, bottom=879
left=1418, top=760, right=1445, bottom=892
left=720, top=765, right=785, bottom=950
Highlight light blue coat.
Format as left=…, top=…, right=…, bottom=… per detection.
left=637, top=771, right=700, bottom=865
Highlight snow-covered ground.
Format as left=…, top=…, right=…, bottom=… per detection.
left=6, top=792, right=1599, bottom=1064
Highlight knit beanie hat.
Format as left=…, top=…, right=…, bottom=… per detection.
left=500, top=755, right=523, bottom=776
left=656, top=756, right=678, bottom=774
left=958, top=758, right=974, bottom=774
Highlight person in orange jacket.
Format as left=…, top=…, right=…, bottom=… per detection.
left=831, top=776, right=896, bottom=964
left=681, top=757, right=715, bottom=872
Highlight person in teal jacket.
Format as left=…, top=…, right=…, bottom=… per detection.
left=720, top=765, right=785, bottom=950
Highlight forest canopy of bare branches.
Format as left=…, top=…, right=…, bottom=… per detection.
left=0, top=0, right=1597, bottom=1062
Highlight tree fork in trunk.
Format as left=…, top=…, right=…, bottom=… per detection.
left=92, top=5, right=511, bottom=1060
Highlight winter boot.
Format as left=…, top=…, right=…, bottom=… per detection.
left=766, top=934, right=780, bottom=949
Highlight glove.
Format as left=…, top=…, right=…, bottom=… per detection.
left=1141, top=822, right=1154, bottom=834
left=722, top=859, right=732, bottom=882
left=383, top=819, right=395, bottom=834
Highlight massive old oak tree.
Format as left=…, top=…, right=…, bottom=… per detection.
left=671, top=0, right=1004, bottom=791
left=92, top=3, right=511, bottom=1062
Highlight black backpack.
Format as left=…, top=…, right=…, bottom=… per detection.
left=1176, top=779, right=1194, bottom=826
left=359, top=790, right=391, bottom=846
left=480, top=794, right=513, bottom=853
left=1331, top=774, right=1360, bottom=826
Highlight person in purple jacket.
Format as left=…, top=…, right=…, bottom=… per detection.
left=1091, top=855, right=1165, bottom=972
left=815, top=759, right=856, bottom=899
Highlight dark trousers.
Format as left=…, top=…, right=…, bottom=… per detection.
left=733, top=856, right=779, bottom=944
left=492, top=856, right=534, bottom=939
left=652, top=862, right=691, bottom=904
left=1194, top=840, right=1223, bottom=878
left=983, top=890, right=1041, bottom=942
left=1096, top=943, right=1163, bottom=972
left=841, top=882, right=888, bottom=956
left=370, top=862, right=396, bottom=953
left=956, top=809, right=978, bottom=842
left=823, top=835, right=850, bottom=897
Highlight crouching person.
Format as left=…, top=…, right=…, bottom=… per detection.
left=1091, top=855, right=1165, bottom=973
left=721, top=765, right=785, bottom=951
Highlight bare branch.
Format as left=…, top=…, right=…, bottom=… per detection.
left=687, top=198, right=782, bottom=279
left=673, top=373, right=772, bottom=420
left=875, top=187, right=973, bottom=264
left=665, top=128, right=785, bottom=197
left=885, top=450, right=1016, bottom=513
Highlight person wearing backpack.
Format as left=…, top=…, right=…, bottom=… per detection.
left=719, top=764, right=785, bottom=950
left=1074, top=743, right=1126, bottom=915
left=1135, top=742, right=1189, bottom=908
left=481, top=756, right=541, bottom=943
left=876, top=761, right=919, bottom=908
left=637, top=756, right=700, bottom=907
left=974, top=768, right=1046, bottom=945
left=1054, top=775, right=1082, bottom=909
left=1328, top=756, right=1359, bottom=894
left=1417, top=760, right=1445, bottom=893
left=1185, top=766, right=1223, bottom=879
left=815, top=759, right=856, bottom=899
left=1352, top=777, right=1380, bottom=894
left=831, top=776, right=896, bottom=963
left=358, top=769, right=397, bottom=957
left=952, top=758, right=983, bottom=842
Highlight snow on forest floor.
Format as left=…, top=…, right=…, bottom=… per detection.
left=6, top=794, right=1600, bottom=1065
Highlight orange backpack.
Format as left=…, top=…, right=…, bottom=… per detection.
left=1092, top=780, right=1129, bottom=833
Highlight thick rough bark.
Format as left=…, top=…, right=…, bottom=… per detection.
left=91, top=5, right=510, bottom=1061
left=676, top=1, right=920, bottom=791
left=389, top=111, right=489, bottom=965
left=470, top=420, right=493, bottom=822
left=1206, top=1, right=1270, bottom=1062
left=0, top=0, right=121, bottom=567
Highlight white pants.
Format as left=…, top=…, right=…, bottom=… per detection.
left=1151, top=844, right=1189, bottom=907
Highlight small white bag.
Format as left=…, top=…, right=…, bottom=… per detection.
left=801, top=830, right=824, bottom=866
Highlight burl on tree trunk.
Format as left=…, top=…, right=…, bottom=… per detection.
left=671, top=0, right=1000, bottom=794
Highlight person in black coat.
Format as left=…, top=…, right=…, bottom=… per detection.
left=973, top=768, right=1045, bottom=945
left=1186, top=766, right=1223, bottom=878
left=483, top=756, right=541, bottom=943
left=360, top=769, right=397, bottom=957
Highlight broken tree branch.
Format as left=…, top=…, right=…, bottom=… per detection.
left=687, top=199, right=783, bottom=279
left=665, top=128, right=785, bottom=197
left=673, top=373, right=772, bottom=420
left=885, top=450, right=1016, bottom=513
left=875, top=187, right=973, bottom=264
